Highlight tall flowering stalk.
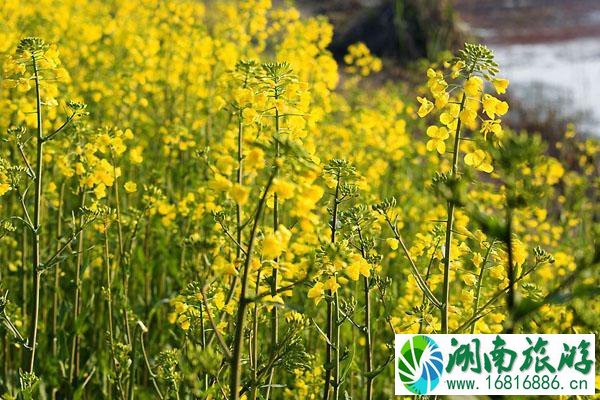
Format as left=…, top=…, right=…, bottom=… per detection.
left=24, top=37, right=46, bottom=374
left=310, top=159, right=360, bottom=400
left=259, top=61, right=295, bottom=399
left=342, top=205, right=378, bottom=400
left=416, top=43, right=508, bottom=333
left=229, top=170, right=277, bottom=400
left=6, top=38, right=88, bottom=374
left=224, top=60, right=258, bottom=307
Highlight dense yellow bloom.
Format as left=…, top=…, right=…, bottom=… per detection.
left=511, top=238, right=527, bottom=267
left=94, top=183, right=107, bottom=199
left=464, top=76, right=483, bottom=97
left=129, top=146, right=144, bottom=164
left=271, top=178, right=295, bottom=200
left=459, top=107, right=477, bottom=125
left=426, top=68, right=449, bottom=109
left=541, top=159, right=565, bottom=185
left=245, top=148, right=265, bottom=170
left=242, top=107, right=258, bottom=124
left=434, top=91, right=449, bottom=109
left=228, top=183, right=250, bottom=205
left=262, top=225, right=292, bottom=259
left=472, top=252, right=484, bottom=268
left=344, top=42, right=382, bottom=76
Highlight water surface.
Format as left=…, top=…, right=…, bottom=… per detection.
left=491, top=37, right=600, bottom=134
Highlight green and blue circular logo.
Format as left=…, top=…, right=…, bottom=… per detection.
left=397, top=335, right=444, bottom=394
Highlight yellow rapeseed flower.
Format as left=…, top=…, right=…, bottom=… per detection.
left=228, top=183, right=250, bottom=205
left=492, top=78, right=509, bottom=94
left=425, top=125, right=449, bottom=154
left=124, top=181, right=137, bottom=193
left=464, top=149, right=493, bottom=173
left=416, top=96, right=434, bottom=118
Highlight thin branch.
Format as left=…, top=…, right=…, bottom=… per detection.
left=200, top=284, right=232, bottom=360
left=246, top=276, right=309, bottom=303
left=42, top=111, right=76, bottom=142
left=383, top=214, right=442, bottom=309
left=337, top=308, right=364, bottom=332
left=454, top=261, right=543, bottom=333
left=43, top=223, right=89, bottom=269
left=17, top=144, right=35, bottom=179
left=139, top=327, right=164, bottom=399
left=470, top=239, right=495, bottom=333
left=216, top=219, right=248, bottom=257
left=15, top=187, right=34, bottom=229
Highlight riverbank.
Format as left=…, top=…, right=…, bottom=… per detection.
left=454, top=0, right=600, bottom=136
left=453, top=0, right=600, bottom=44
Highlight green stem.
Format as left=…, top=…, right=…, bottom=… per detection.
left=441, top=91, right=466, bottom=334
left=505, top=206, right=515, bottom=333
left=225, top=70, right=251, bottom=313
left=3, top=336, right=8, bottom=385
left=51, top=183, right=64, bottom=360
left=455, top=261, right=542, bottom=333
left=20, top=228, right=27, bottom=369
left=199, top=286, right=231, bottom=360
left=17, top=144, right=35, bottom=179
left=225, top=112, right=245, bottom=308
left=128, top=325, right=139, bottom=400
left=363, top=277, right=373, bottom=400
left=50, top=182, right=65, bottom=400
left=333, top=291, right=340, bottom=400
left=229, top=171, right=276, bottom=400
left=112, top=156, right=131, bottom=346
left=69, top=191, right=86, bottom=384
left=265, top=106, right=281, bottom=400
left=237, top=113, right=244, bottom=260
left=239, top=329, right=296, bottom=397
left=355, top=227, right=372, bottom=400
left=27, top=54, right=43, bottom=374
left=199, top=304, right=208, bottom=391
left=324, top=175, right=340, bottom=400
left=384, top=215, right=441, bottom=308
left=418, top=239, right=441, bottom=334
left=251, top=269, right=261, bottom=400
left=470, top=239, right=495, bottom=334
left=139, top=329, right=164, bottom=400
left=105, top=227, right=125, bottom=399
